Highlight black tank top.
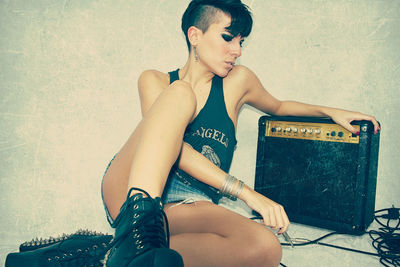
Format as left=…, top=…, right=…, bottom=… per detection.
left=168, top=69, right=237, bottom=203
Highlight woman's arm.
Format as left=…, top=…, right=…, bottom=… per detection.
left=240, top=66, right=380, bottom=134
left=178, top=142, right=290, bottom=234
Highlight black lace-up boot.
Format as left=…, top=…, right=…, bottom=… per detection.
left=105, top=187, right=184, bottom=267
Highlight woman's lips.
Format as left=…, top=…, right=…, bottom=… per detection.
left=226, top=62, right=235, bottom=68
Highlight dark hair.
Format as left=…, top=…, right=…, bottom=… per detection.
left=181, top=0, right=253, bottom=51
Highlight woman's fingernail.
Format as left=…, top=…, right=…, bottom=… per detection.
left=356, top=131, right=360, bottom=136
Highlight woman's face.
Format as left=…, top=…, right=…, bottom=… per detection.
left=196, top=12, right=244, bottom=77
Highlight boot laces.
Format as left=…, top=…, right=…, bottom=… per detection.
left=134, top=205, right=169, bottom=250
left=111, top=187, right=170, bottom=252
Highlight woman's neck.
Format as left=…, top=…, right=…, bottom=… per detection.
left=179, top=56, right=214, bottom=89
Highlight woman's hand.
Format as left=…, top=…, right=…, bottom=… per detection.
left=241, top=186, right=290, bottom=234
left=326, top=108, right=380, bottom=134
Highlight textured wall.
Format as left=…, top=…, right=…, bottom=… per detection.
left=1, top=0, right=399, bottom=265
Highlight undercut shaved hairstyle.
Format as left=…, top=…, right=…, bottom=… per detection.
left=181, top=0, right=253, bottom=51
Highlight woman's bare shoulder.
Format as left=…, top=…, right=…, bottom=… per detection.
left=224, top=65, right=257, bottom=90
left=138, top=69, right=170, bottom=89
left=228, top=65, right=256, bottom=79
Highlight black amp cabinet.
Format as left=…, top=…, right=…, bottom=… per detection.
left=254, top=116, right=380, bottom=234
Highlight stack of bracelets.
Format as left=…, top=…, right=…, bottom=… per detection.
left=220, top=174, right=245, bottom=200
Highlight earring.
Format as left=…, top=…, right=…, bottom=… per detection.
left=193, top=46, right=199, bottom=62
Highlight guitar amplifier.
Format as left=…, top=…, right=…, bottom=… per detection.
left=254, top=116, right=380, bottom=234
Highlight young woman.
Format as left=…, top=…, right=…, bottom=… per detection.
left=101, top=1, right=380, bottom=266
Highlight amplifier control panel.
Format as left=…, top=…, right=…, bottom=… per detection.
left=265, top=120, right=360, bottom=143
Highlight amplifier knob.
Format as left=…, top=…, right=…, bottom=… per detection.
left=315, top=129, right=321, bottom=134
left=338, top=131, right=344, bottom=137
left=292, top=128, right=298, bottom=133
left=276, top=127, right=282, bottom=132
left=300, top=128, right=306, bottom=133
left=307, top=128, right=313, bottom=134
left=285, top=127, right=291, bottom=132
left=331, top=131, right=336, bottom=137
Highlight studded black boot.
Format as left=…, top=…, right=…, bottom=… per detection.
left=105, top=187, right=184, bottom=267
left=5, top=229, right=113, bottom=267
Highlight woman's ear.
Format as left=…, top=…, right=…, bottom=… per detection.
left=187, top=26, right=202, bottom=46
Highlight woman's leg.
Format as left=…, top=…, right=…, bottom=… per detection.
left=165, top=201, right=282, bottom=267
left=102, top=80, right=196, bottom=220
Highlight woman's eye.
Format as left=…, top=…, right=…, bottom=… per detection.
left=222, top=34, right=234, bottom=42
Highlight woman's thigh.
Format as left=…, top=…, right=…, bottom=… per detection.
left=164, top=201, right=282, bottom=266
left=102, top=123, right=143, bottom=222
left=165, top=201, right=275, bottom=239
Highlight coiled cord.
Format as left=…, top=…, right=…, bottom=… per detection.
left=369, top=206, right=400, bottom=266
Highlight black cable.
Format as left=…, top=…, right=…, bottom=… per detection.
left=278, top=231, right=380, bottom=257
left=369, top=229, right=400, bottom=267
left=369, top=206, right=400, bottom=267
left=251, top=205, right=400, bottom=267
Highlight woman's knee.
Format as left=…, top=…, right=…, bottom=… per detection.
left=258, top=234, right=282, bottom=267
left=239, top=228, right=282, bottom=267
left=168, top=80, right=197, bottom=112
